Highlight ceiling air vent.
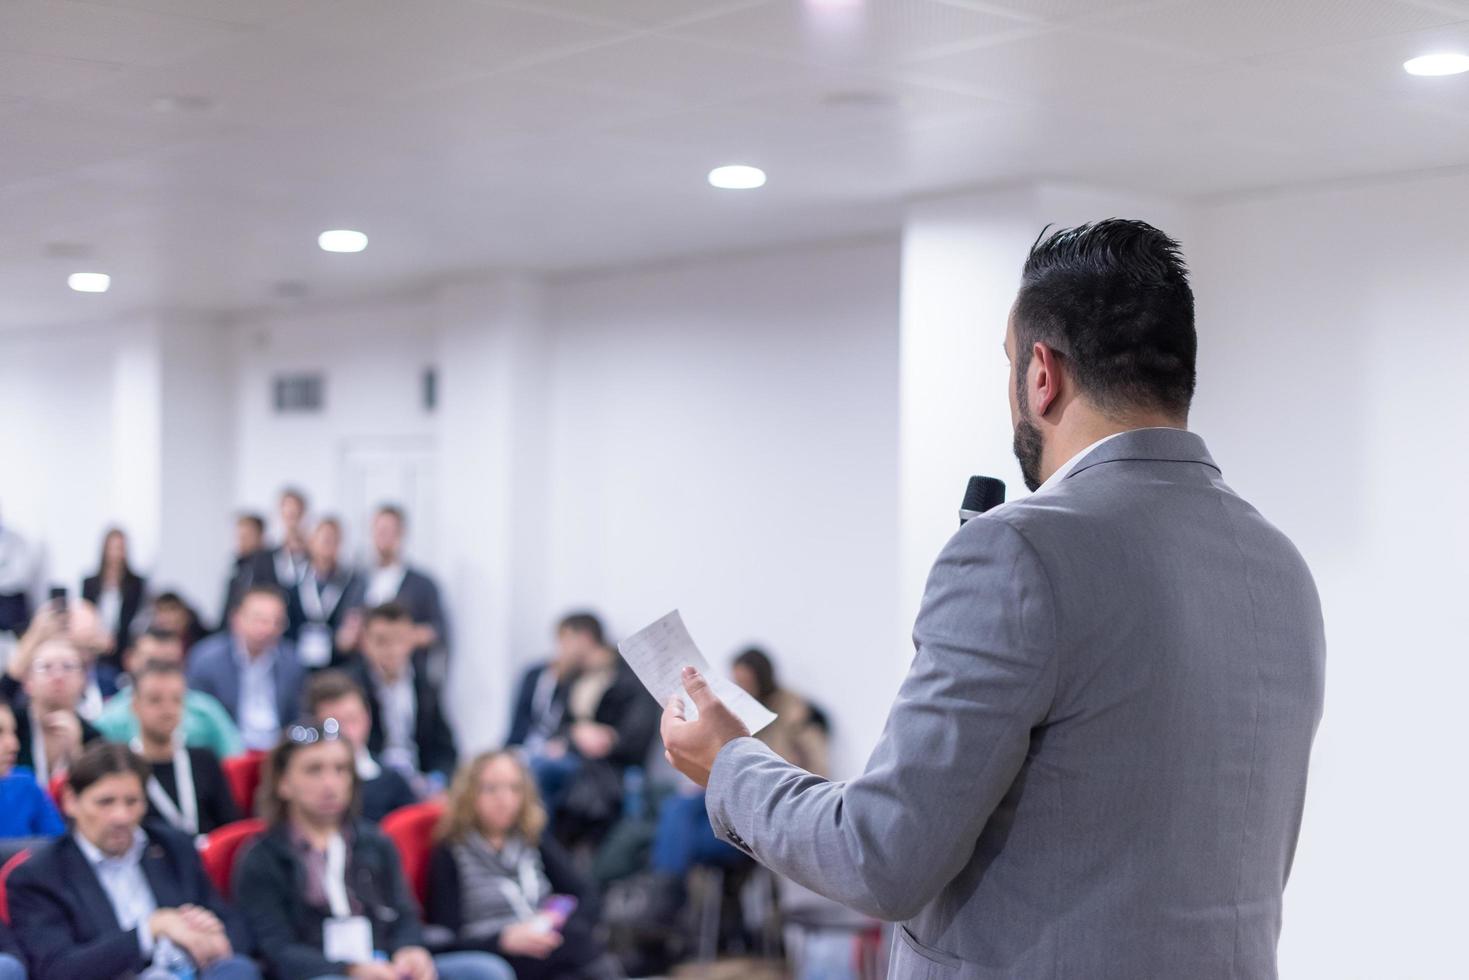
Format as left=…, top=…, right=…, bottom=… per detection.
left=272, top=372, right=325, bottom=414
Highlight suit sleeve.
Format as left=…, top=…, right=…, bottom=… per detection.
left=9, top=864, right=145, bottom=979
left=705, top=516, right=1060, bottom=922
left=506, top=669, right=535, bottom=747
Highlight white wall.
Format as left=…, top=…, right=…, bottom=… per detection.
left=545, top=237, right=902, bottom=776
left=1192, top=171, right=1469, bottom=979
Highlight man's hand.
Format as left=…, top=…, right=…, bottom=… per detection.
left=569, top=722, right=616, bottom=759
left=660, top=667, right=750, bottom=788
left=499, top=920, right=563, bottom=959
left=391, top=944, right=437, bottom=980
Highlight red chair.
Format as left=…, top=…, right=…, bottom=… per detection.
left=380, top=801, right=444, bottom=909
left=0, top=850, right=30, bottom=926
left=222, top=751, right=267, bottom=817
left=199, top=818, right=266, bottom=899
left=47, top=770, right=67, bottom=809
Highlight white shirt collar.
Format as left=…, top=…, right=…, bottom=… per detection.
left=75, top=826, right=148, bottom=868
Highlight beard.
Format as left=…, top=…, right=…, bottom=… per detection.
left=1012, top=386, right=1045, bottom=492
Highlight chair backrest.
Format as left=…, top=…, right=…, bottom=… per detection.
left=200, top=818, right=266, bottom=899
left=221, top=751, right=267, bottom=817
left=380, top=801, right=444, bottom=909
left=47, top=770, right=67, bottom=809
left=0, top=850, right=31, bottom=926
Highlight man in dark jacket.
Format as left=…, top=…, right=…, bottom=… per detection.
left=7, top=742, right=257, bottom=979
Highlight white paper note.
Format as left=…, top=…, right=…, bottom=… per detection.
left=619, top=610, right=777, bottom=735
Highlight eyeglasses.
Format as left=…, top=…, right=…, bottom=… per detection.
left=286, top=717, right=341, bottom=744
left=31, top=662, right=83, bottom=677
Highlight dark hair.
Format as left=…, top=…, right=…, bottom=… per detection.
left=314, top=515, right=342, bottom=534
left=153, top=591, right=189, bottom=610
left=303, top=669, right=369, bottom=716
left=279, top=487, right=308, bottom=510
left=134, top=625, right=183, bottom=649
left=733, top=646, right=778, bottom=703
left=236, top=512, right=266, bottom=535
left=131, top=658, right=185, bottom=692
left=364, top=602, right=411, bottom=628
left=95, top=527, right=136, bottom=582
left=1013, top=219, right=1196, bottom=418
left=375, top=503, right=406, bottom=525
left=557, top=612, right=605, bottom=646
left=258, top=724, right=359, bottom=825
left=238, top=583, right=287, bottom=608
left=68, top=742, right=151, bottom=797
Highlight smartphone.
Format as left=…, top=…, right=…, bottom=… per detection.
left=538, top=894, right=578, bottom=930
left=47, top=585, right=67, bottom=609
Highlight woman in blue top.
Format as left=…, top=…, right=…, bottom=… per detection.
left=0, top=701, right=65, bottom=838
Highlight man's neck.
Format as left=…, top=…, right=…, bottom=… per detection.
left=376, top=554, right=400, bottom=570
left=139, top=733, right=174, bottom=761
left=313, top=558, right=336, bottom=578
left=1040, top=413, right=1185, bottom=485
left=373, top=660, right=405, bottom=684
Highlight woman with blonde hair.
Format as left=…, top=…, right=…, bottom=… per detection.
left=428, top=750, right=614, bottom=980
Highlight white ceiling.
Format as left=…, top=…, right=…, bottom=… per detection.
left=3, top=0, right=1468, bottom=328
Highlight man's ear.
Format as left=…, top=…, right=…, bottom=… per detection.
left=1029, top=342, right=1065, bottom=417
left=60, top=785, right=77, bottom=820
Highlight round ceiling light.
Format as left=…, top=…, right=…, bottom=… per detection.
left=67, top=272, right=110, bottom=293
left=1403, top=52, right=1469, bottom=76
left=318, top=229, right=369, bottom=253
left=708, top=164, right=767, bottom=190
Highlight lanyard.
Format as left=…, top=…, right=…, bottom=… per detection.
left=30, top=711, right=49, bottom=788
left=132, top=737, right=198, bottom=835
left=299, top=568, right=346, bottom=623
left=491, top=844, right=544, bottom=921
left=324, top=832, right=353, bottom=919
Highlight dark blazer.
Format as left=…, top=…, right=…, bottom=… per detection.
left=345, top=657, right=457, bottom=782
left=220, top=550, right=263, bottom=626
left=146, top=746, right=240, bottom=835
left=426, top=835, right=602, bottom=979
left=360, top=764, right=418, bottom=823
left=505, top=662, right=566, bottom=749
left=343, top=566, right=449, bottom=663
left=8, top=823, right=251, bottom=980
left=185, top=633, right=303, bottom=733
left=560, top=660, right=660, bottom=769
left=81, top=572, right=146, bottom=659
left=284, top=565, right=358, bottom=649
left=13, top=701, right=102, bottom=774
left=233, top=819, right=422, bottom=980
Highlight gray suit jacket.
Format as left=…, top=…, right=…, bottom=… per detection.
left=185, top=632, right=304, bottom=734
left=706, top=429, right=1325, bottom=979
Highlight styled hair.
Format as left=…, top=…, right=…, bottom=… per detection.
left=375, top=503, right=406, bottom=526
left=257, top=728, right=359, bottom=826
left=557, top=612, right=605, bottom=647
left=303, top=669, right=369, bottom=716
left=131, top=658, right=186, bottom=692
left=1013, top=219, right=1196, bottom=417
left=733, top=646, right=778, bottom=704
left=236, top=512, right=266, bottom=535
left=435, top=749, right=547, bottom=846
left=68, top=742, right=151, bottom=797
left=364, top=602, right=411, bottom=629
left=238, top=583, right=287, bottom=608
left=279, top=487, right=308, bottom=510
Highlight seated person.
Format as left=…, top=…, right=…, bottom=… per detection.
left=130, top=661, right=239, bottom=836
left=2, top=600, right=120, bottom=723
left=345, top=603, right=457, bottom=793
left=149, top=592, right=208, bottom=654
left=187, top=585, right=303, bottom=751
left=0, top=700, right=64, bottom=837
left=429, top=750, right=614, bottom=980
left=233, top=722, right=512, bottom=980
left=302, top=670, right=415, bottom=822
left=7, top=742, right=258, bottom=980
left=94, top=627, right=244, bottom=761
left=8, top=634, right=103, bottom=788
left=504, top=636, right=574, bottom=755
left=532, top=613, right=658, bottom=843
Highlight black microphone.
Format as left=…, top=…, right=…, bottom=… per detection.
left=960, top=476, right=1006, bottom=526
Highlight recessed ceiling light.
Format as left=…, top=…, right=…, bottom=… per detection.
left=1403, top=52, right=1469, bottom=77
left=318, top=229, right=368, bottom=253
left=708, top=165, right=767, bottom=190
left=68, top=272, right=110, bottom=293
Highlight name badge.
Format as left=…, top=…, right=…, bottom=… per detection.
left=299, top=622, right=334, bottom=668
left=323, top=915, right=374, bottom=964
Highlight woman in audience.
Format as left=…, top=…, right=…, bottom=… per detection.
left=8, top=742, right=258, bottom=979
left=234, top=722, right=512, bottom=980
left=428, top=750, right=613, bottom=980
left=82, top=526, right=147, bottom=667
left=0, top=700, right=64, bottom=837
left=130, top=660, right=239, bottom=835
left=730, top=646, right=829, bottom=777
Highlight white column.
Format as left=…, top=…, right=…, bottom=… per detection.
left=433, top=275, right=550, bottom=754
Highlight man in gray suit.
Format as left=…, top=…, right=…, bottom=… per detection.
left=661, top=220, right=1325, bottom=979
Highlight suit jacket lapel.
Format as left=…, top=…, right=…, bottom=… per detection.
left=141, top=835, right=184, bottom=909
left=61, top=837, right=125, bottom=937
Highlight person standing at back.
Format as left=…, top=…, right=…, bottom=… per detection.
left=661, top=220, right=1327, bottom=979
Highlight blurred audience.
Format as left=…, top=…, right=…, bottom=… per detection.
left=187, top=585, right=302, bottom=751
left=221, top=512, right=267, bottom=621
left=150, top=590, right=208, bottom=653
left=258, top=487, right=311, bottom=592
left=505, top=631, right=575, bottom=757
left=287, top=516, right=358, bottom=668
left=429, top=750, right=615, bottom=980
left=8, top=742, right=258, bottom=979
left=95, top=626, right=245, bottom=760
left=0, top=508, right=38, bottom=639
left=130, top=660, right=239, bottom=835
left=0, top=700, right=65, bottom=837
left=346, top=602, right=458, bottom=794
left=342, top=504, right=447, bottom=676
left=731, top=646, right=829, bottom=777
left=302, top=669, right=416, bottom=822
left=7, top=632, right=103, bottom=787
left=234, top=723, right=512, bottom=980
left=81, top=526, right=147, bottom=666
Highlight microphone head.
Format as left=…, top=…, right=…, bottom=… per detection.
left=962, top=476, right=1007, bottom=516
